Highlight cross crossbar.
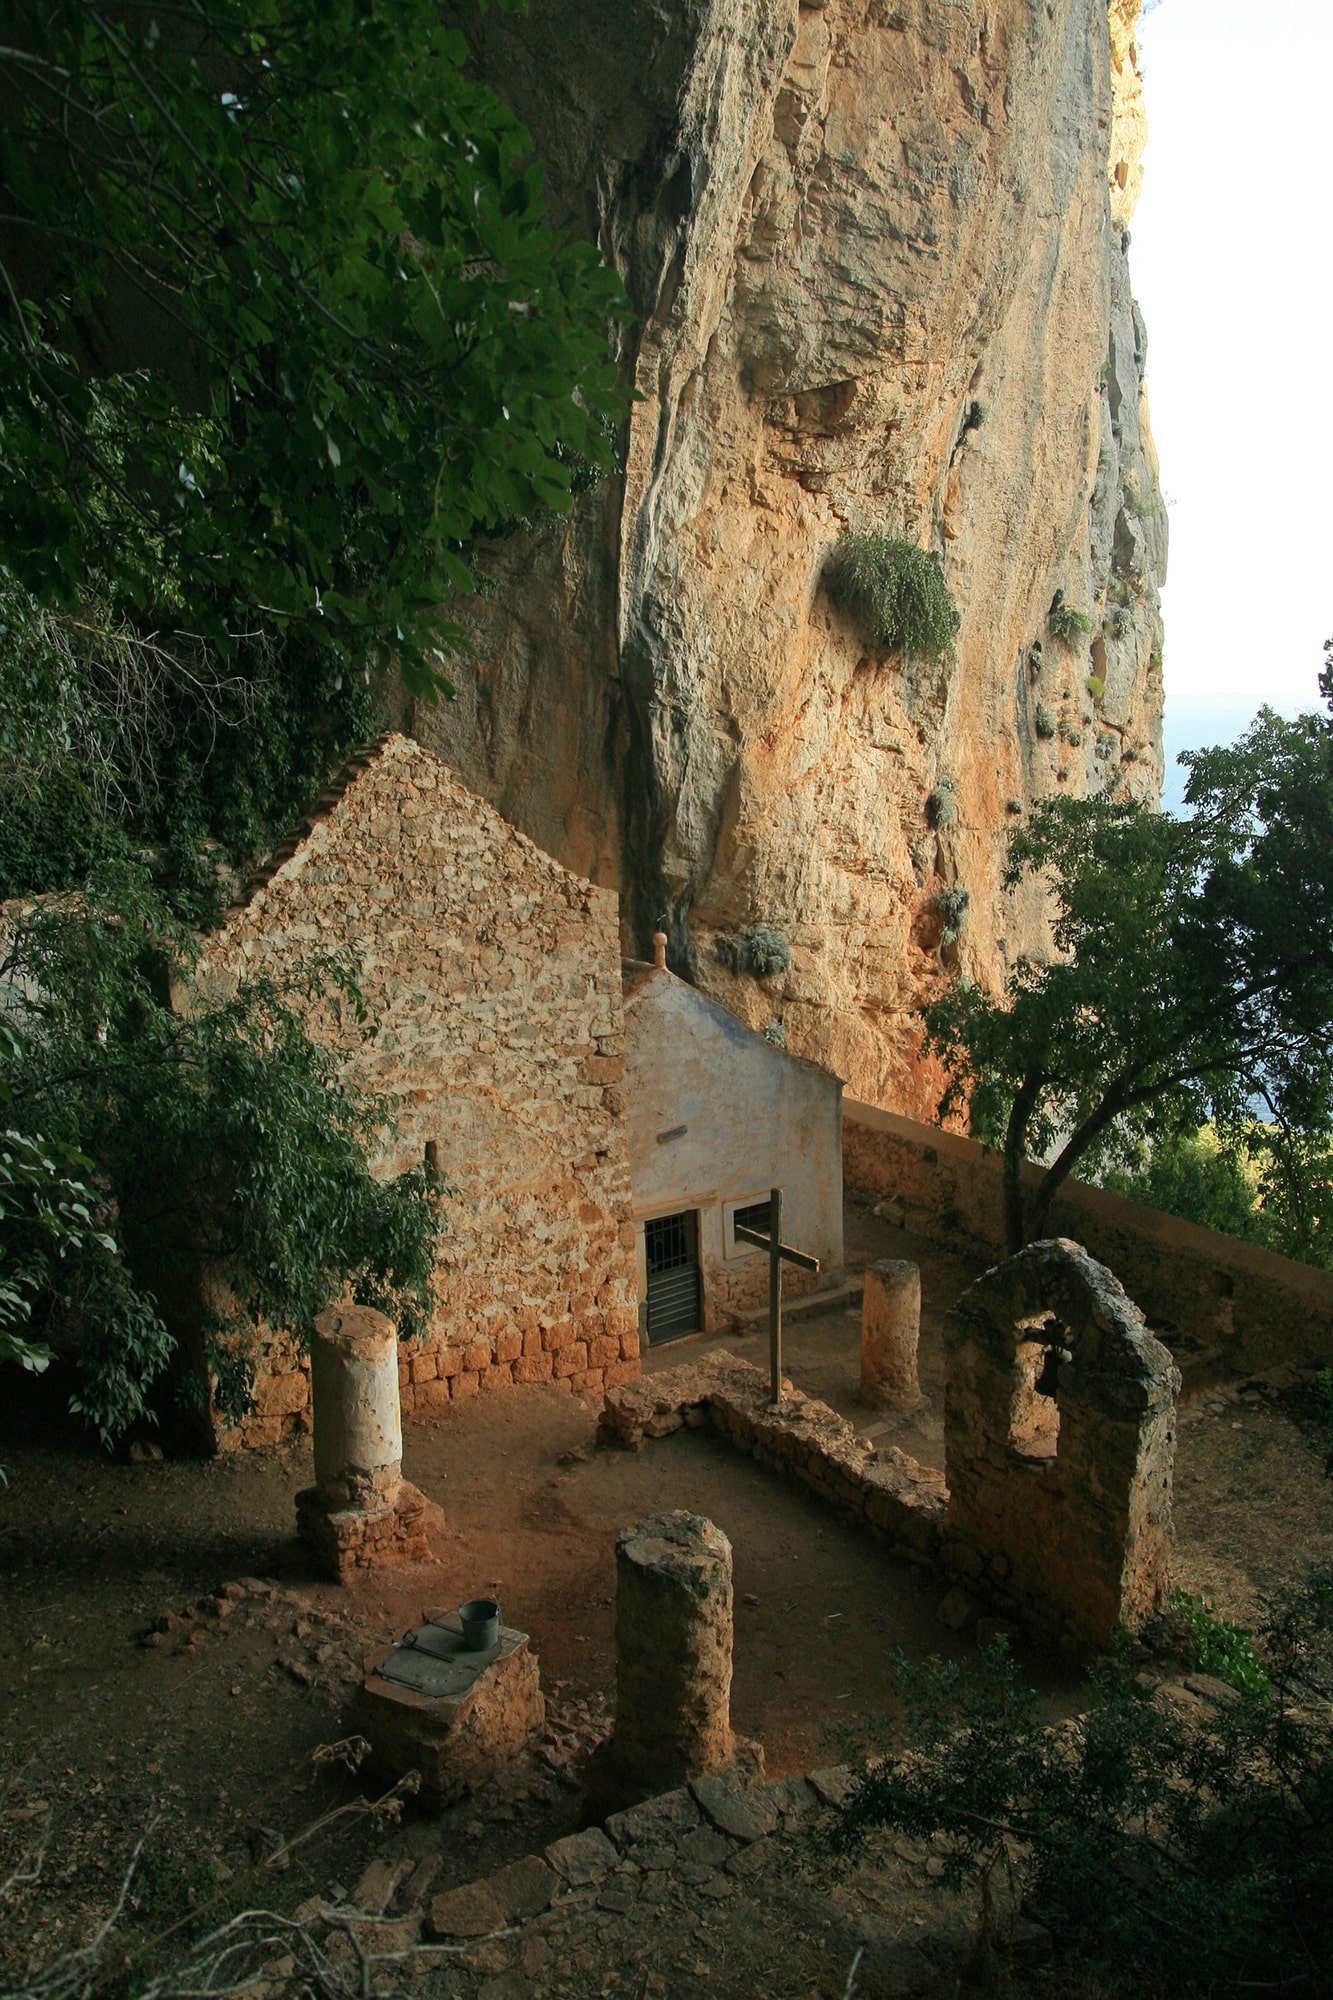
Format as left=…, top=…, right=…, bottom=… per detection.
left=732, top=1224, right=820, bottom=1273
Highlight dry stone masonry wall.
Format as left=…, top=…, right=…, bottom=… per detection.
left=198, top=736, right=639, bottom=1446
left=844, top=1098, right=1333, bottom=1383
left=943, top=1239, right=1179, bottom=1653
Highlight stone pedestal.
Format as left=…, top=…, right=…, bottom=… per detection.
left=344, top=1612, right=544, bottom=1804
left=608, top=1510, right=736, bottom=1795
left=296, top=1304, right=439, bottom=1581
left=858, top=1260, right=922, bottom=1411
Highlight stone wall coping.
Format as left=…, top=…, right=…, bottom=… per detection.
left=845, top=1098, right=1333, bottom=1307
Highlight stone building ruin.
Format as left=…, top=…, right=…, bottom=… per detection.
left=193, top=734, right=641, bottom=1444
left=943, top=1238, right=1180, bottom=1652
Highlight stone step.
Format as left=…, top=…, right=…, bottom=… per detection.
left=732, top=1279, right=863, bottom=1332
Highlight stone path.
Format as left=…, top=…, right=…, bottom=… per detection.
left=295, top=1767, right=975, bottom=2000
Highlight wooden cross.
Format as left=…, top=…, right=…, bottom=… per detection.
left=733, top=1187, right=820, bottom=1406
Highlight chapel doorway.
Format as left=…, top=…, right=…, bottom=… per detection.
left=644, top=1210, right=702, bottom=1344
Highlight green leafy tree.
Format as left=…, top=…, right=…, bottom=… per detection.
left=1107, top=1123, right=1333, bottom=1272
left=0, top=871, right=442, bottom=1445
left=1104, top=1126, right=1268, bottom=1243
left=0, top=0, right=627, bottom=698
left=924, top=659, right=1333, bottom=1251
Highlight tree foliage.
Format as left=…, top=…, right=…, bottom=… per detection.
left=0, top=566, right=382, bottom=911
left=0, top=871, right=442, bottom=1445
left=1107, top=1123, right=1333, bottom=1272
left=0, top=0, right=627, bottom=697
left=924, top=663, right=1333, bottom=1250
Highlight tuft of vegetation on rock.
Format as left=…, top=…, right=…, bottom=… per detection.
left=715, top=926, right=792, bottom=978
left=1048, top=594, right=1093, bottom=646
left=925, top=778, right=957, bottom=830
left=1033, top=704, right=1057, bottom=740
left=826, top=533, right=957, bottom=662
left=931, top=888, right=970, bottom=948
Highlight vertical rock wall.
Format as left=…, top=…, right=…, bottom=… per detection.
left=419, top=0, right=1166, bottom=1116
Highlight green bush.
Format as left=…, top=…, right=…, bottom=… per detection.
left=1105, top=1128, right=1264, bottom=1244
left=834, top=1572, right=1333, bottom=1996
left=931, top=888, right=970, bottom=947
left=925, top=778, right=957, bottom=829
left=1034, top=703, right=1057, bottom=740
left=827, top=533, right=957, bottom=662
left=1048, top=597, right=1093, bottom=646
left=1171, top=1589, right=1269, bottom=1698
left=715, top=926, right=791, bottom=978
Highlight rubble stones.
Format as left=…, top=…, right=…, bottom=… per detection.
left=689, top=1773, right=780, bottom=1842
left=601, top=1353, right=947, bottom=1569
left=544, top=1828, right=618, bottom=1886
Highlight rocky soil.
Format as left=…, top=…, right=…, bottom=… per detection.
left=3, top=1223, right=1330, bottom=1996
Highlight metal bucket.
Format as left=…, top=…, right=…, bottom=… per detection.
left=458, top=1596, right=500, bottom=1650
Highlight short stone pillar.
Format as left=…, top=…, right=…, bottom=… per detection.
left=858, top=1259, right=922, bottom=1410
left=609, top=1510, right=736, bottom=1794
left=296, top=1305, right=440, bottom=1581
left=343, top=1610, right=543, bottom=1804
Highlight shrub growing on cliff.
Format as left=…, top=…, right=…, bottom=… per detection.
left=715, top=926, right=792, bottom=978
left=924, top=654, right=1333, bottom=1253
left=1048, top=597, right=1093, bottom=646
left=925, top=778, right=957, bottom=829
left=931, top=888, right=970, bottom=948
left=827, top=533, right=957, bottom=663
left=0, top=872, right=443, bottom=1444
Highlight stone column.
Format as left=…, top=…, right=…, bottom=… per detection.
left=311, top=1304, right=403, bottom=1510
left=858, top=1259, right=922, bottom=1410
left=297, top=1305, right=440, bottom=1580
left=610, top=1510, right=734, bottom=1792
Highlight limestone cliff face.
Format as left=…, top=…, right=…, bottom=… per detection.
left=417, top=0, right=1166, bottom=1118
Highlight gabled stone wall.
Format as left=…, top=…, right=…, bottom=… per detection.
left=944, top=1239, right=1179, bottom=1652
left=198, top=735, right=639, bottom=1446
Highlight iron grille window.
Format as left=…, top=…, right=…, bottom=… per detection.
left=733, top=1198, right=772, bottom=1244
left=645, top=1210, right=693, bottom=1274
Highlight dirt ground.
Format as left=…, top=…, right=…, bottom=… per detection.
left=2, top=1199, right=1332, bottom=1983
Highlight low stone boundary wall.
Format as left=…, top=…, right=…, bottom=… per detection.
left=845, top=1099, right=1333, bottom=1382
left=600, top=1353, right=946, bottom=1569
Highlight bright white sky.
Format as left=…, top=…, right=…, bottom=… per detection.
left=1130, top=0, right=1333, bottom=800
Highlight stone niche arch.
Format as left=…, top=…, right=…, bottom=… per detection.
left=944, top=1238, right=1180, bottom=1654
